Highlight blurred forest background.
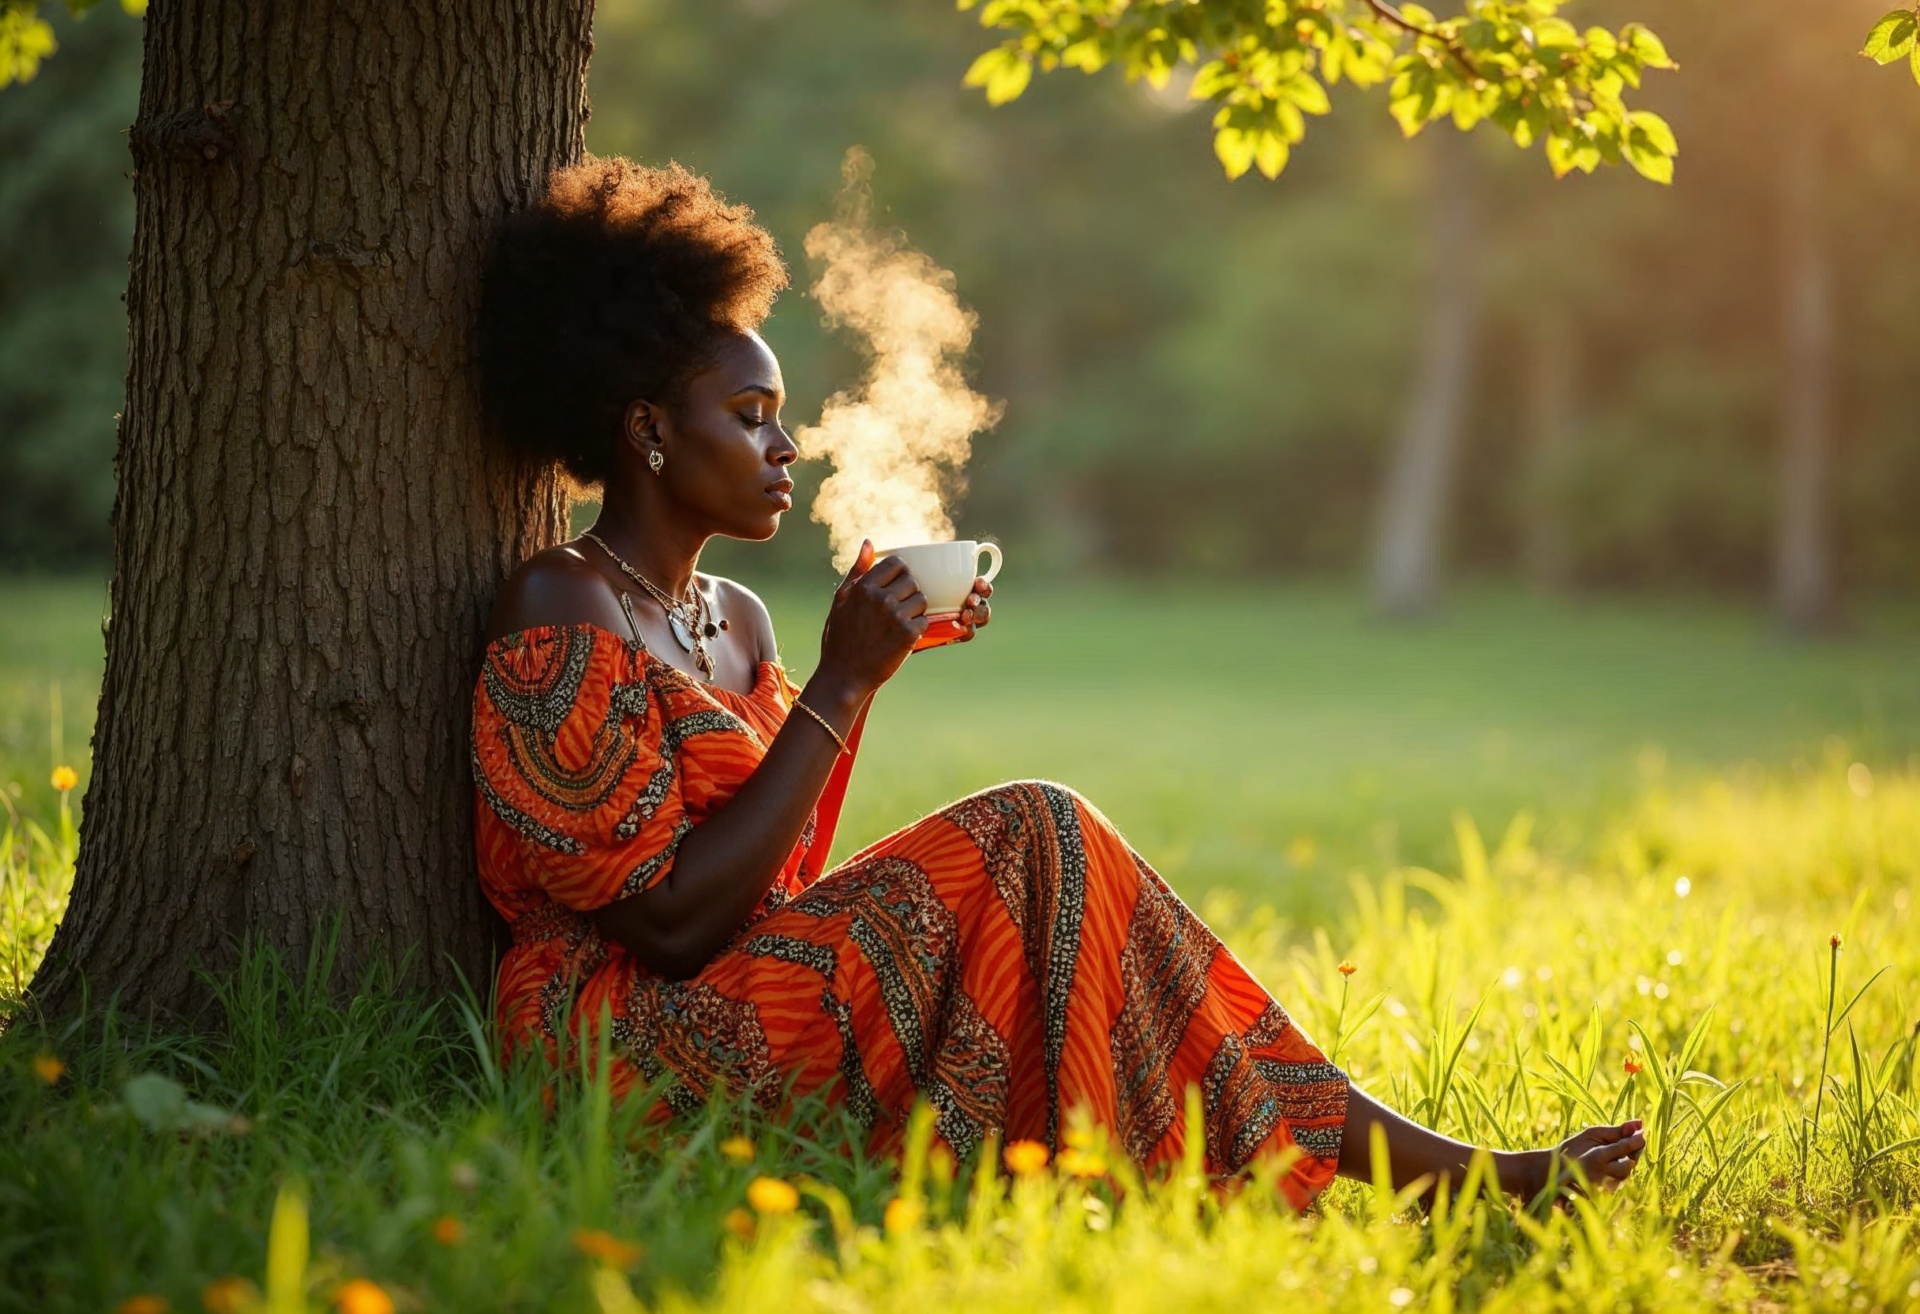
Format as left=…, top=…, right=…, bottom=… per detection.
left=3, top=0, right=1917, bottom=619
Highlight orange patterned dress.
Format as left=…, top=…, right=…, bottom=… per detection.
left=470, top=620, right=1350, bottom=1208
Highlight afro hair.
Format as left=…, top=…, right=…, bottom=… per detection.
left=475, top=155, right=791, bottom=492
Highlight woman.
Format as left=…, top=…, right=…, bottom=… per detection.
left=469, top=155, right=1643, bottom=1211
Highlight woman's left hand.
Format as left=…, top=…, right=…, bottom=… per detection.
left=958, top=576, right=993, bottom=641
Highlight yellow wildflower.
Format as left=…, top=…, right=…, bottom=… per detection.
left=746, top=1176, right=799, bottom=1214
left=50, top=765, right=78, bottom=793
left=572, top=1228, right=644, bottom=1267
left=1003, top=1139, right=1049, bottom=1176
left=1057, top=1147, right=1107, bottom=1178
left=200, top=1276, right=257, bottom=1314
left=719, top=1135, right=756, bottom=1164
left=431, top=1214, right=465, bottom=1246
left=883, top=1197, right=923, bottom=1234
left=333, top=1280, right=393, bottom=1314
left=116, top=1298, right=169, bottom=1314
left=31, top=1054, right=65, bottom=1084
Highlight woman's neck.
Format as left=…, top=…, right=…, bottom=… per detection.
left=584, top=504, right=705, bottom=600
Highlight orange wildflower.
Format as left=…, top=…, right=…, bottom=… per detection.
left=199, top=1275, right=256, bottom=1314
left=31, top=1054, right=64, bottom=1084
left=1623, top=1056, right=1644, bottom=1076
left=746, top=1176, right=799, bottom=1214
left=333, top=1279, right=393, bottom=1314
left=1338, top=961, right=1358, bottom=977
left=883, top=1197, right=924, bottom=1234
left=1003, top=1139, right=1049, bottom=1175
left=50, top=765, right=78, bottom=793
left=572, top=1228, right=644, bottom=1267
left=431, top=1214, right=465, bottom=1246
left=115, top=1298, right=169, bottom=1314
left=723, top=1207, right=755, bottom=1239
left=1830, top=933, right=1843, bottom=949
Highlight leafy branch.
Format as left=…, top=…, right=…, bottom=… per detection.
left=1863, top=7, right=1920, bottom=85
left=0, top=0, right=144, bottom=91
left=957, top=0, right=1680, bottom=183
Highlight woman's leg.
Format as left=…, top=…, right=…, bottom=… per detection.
left=1337, top=1082, right=1646, bottom=1204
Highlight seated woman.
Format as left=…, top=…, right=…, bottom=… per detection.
left=469, top=155, right=1643, bottom=1212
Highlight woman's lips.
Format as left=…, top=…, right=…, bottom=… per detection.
left=766, top=487, right=794, bottom=510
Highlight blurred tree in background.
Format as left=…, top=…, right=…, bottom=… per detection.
left=0, top=1, right=138, bottom=568
left=3, top=0, right=1918, bottom=613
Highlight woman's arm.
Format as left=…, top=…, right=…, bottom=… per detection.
left=592, top=560, right=926, bottom=976
left=590, top=661, right=865, bottom=978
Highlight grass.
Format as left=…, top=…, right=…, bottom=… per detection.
left=3, top=576, right=1919, bottom=1312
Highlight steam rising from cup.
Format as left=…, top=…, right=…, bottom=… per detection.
left=796, top=147, right=1006, bottom=573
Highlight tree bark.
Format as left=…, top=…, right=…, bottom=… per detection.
left=30, top=0, right=587, bottom=1020
left=1370, top=129, right=1483, bottom=618
left=1773, top=112, right=1838, bottom=632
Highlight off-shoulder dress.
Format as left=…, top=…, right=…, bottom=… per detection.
left=470, top=619, right=1350, bottom=1207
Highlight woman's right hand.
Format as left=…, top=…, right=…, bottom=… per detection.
left=817, top=538, right=928, bottom=699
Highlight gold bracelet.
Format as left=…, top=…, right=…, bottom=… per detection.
left=790, top=696, right=851, bottom=755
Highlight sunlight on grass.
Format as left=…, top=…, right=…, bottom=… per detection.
left=2, top=581, right=1918, bottom=1310
left=4, top=750, right=1917, bottom=1310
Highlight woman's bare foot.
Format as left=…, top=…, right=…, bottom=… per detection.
left=1513, top=1119, right=1647, bottom=1203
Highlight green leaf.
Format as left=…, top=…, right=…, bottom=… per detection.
left=1863, top=10, right=1917, bottom=64
left=1189, top=57, right=1238, bottom=100
left=1628, top=110, right=1678, bottom=157
left=120, top=1072, right=240, bottom=1135
left=0, top=9, right=58, bottom=90
left=1061, top=37, right=1108, bottom=74
left=1254, top=129, right=1291, bottom=179
left=962, top=46, right=1034, bottom=106
left=1625, top=140, right=1674, bottom=184
left=1546, top=130, right=1579, bottom=178
left=1282, top=71, right=1331, bottom=115
left=1623, top=23, right=1674, bottom=69
left=1213, top=125, right=1256, bottom=180
left=1533, top=17, right=1580, bottom=50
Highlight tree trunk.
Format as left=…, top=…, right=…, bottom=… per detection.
left=30, top=0, right=587, bottom=1020
left=1773, top=113, right=1838, bottom=632
left=1370, top=130, right=1483, bottom=617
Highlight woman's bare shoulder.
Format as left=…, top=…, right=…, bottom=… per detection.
left=486, top=543, right=627, bottom=644
left=707, top=575, right=778, bottom=666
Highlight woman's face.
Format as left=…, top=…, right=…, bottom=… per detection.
left=637, top=329, right=799, bottom=542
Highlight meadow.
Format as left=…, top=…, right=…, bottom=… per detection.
left=3, top=576, right=1918, bottom=1313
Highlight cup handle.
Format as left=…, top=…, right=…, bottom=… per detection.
left=974, top=541, right=1003, bottom=585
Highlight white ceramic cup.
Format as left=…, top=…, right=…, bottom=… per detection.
left=871, top=539, right=1004, bottom=617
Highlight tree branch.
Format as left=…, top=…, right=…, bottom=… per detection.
left=1363, top=0, right=1484, bottom=81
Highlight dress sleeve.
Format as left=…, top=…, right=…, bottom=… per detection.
left=471, top=626, right=695, bottom=912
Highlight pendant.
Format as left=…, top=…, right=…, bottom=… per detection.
left=667, top=611, right=696, bottom=654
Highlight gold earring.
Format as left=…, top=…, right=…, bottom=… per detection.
left=648, top=449, right=665, bottom=474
